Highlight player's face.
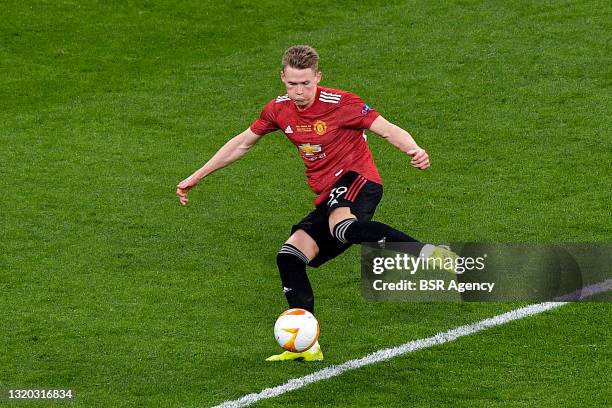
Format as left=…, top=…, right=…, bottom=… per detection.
left=281, top=66, right=321, bottom=109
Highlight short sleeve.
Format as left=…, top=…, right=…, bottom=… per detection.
left=338, top=94, right=380, bottom=130
left=250, top=100, right=279, bottom=136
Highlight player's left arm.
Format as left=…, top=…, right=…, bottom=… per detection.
left=368, top=115, right=430, bottom=170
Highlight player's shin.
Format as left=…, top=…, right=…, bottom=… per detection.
left=276, top=244, right=314, bottom=313
left=332, top=219, right=457, bottom=271
left=332, top=219, right=425, bottom=256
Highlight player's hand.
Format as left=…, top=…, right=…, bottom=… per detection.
left=407, top=148, right=430, bottom=170
left=176, top=179, right=195, bottom=206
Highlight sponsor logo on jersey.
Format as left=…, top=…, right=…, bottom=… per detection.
left=284, top=125, right=293, bottom=134
left=298, top=143, right=326, bottom=161
left=313, top=120, right=327, bottom=135
left=361, top=104, right=372, bottom=115
left=298, top=143, right=322, bottom=155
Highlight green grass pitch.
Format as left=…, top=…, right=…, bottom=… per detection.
left=1, top=0, right=610, bottom=407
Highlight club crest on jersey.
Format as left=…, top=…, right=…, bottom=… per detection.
left=298, top=143, right=326, bottom=161
left=313, top=120, right=327, bottom=136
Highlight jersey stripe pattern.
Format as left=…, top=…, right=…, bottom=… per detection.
left=319, top=90, right=342, bottom=104
left=276, top=94, right=291, bottom=103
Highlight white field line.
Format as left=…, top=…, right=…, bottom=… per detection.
left=211, top=279, right=611, bottom=408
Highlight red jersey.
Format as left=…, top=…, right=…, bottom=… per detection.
left=250, top=86, right=382, bottom=205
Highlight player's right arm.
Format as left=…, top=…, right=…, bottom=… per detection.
left=176, top=128, right=263, bottom=205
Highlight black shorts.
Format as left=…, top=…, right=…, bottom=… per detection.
left=291, top=171, right=383, bottom=267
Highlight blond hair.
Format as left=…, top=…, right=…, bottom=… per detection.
left=282, top=45, right=319, bottom=71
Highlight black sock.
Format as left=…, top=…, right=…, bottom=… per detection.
left=333, top=219, right=424, bottom=256
left=276, top=244, right=314, bottom=314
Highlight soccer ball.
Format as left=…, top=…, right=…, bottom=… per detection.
left=273, top=308, right=320, bottom=352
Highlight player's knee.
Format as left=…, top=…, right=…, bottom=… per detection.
left=328, top=208, right=353, bottom=232
left=277, top=243, right=309, bottom=266
left=285, top=230, right=319, bottom=260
